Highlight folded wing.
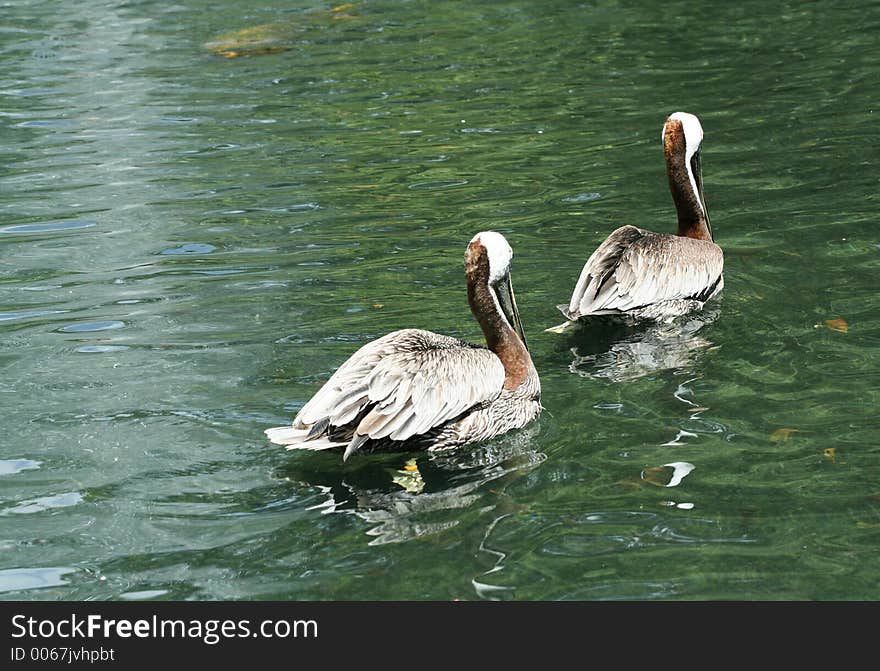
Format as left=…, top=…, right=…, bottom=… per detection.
left=266, top=329, right=506, bottom=459
left=561, top=226, right=723, bottom=318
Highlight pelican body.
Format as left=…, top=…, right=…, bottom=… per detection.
left=558, top=112, right=724, bottom=324
left=266, top=231, right=541, bottom=460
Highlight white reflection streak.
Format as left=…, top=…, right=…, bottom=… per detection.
left=662, top=462, right=695, bottom=488
left=673, top=376, right=703, bottom=409
left=662, top=429, right=698, bottom=446
left=654, top=462, right=695, bottom=509
left=472, top=513, right=515, bottom=600
left=303, top=485, right=348, bottom=514
left=663, top=375, right=707, bottom=446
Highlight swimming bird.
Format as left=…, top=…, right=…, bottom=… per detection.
left=553, top=111, right=723, bottom=327
left=265, top=231, right=541, bottom=461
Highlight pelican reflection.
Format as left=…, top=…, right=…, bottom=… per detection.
left=561, top=306, right=720, bottom=382
left=274, top=424, right=545, bottom=545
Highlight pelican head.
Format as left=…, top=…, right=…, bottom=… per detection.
left=663, top=111, right=712, bottom=241
left=466, top=231, right=528, bottom=350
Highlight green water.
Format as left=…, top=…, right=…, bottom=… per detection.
left=2, top=0, right=879, bottom=601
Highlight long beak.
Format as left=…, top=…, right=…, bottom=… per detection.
left=493, top=272, right=528, bottom=350
left=690, top=149, right=713, bottom=241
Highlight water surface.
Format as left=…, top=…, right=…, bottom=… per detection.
left=2, top=0, right=879, bottom=600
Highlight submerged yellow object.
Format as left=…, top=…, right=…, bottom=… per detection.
left=392, top=459, right=425, bottom=494
left=204, top=23, right=295, bottom=58
left=204, top=5, right=363, bottom=57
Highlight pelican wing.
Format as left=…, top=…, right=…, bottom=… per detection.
left=287, top=329, right=506, bottom=456
left=562, top=226, right=723, bottom=317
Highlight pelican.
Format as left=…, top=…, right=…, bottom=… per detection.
left=265, top=231, right=541, bottom=461
left=553, top=111, right=723, bottom=327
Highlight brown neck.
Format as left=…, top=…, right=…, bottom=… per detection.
left=664, top=121, right=712, bottom=241
left=465, top=243, right=532, bottom=390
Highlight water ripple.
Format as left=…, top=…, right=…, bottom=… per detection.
left=0, top=567, right=76, bottom=594
left=59, top=320, right=125, bottom=333
left=0, top=220, right=96, bottom=234
left=75, top=345, right=130, bottom=353
left=0, top=309, right=67, bottom=322
left=407, top=179, right=469, bottom=190
left=1, top=492, right=84, bottom=515
left=160, top=243, right=217, bottom=255
left=0, top=459, right=41, bottom=475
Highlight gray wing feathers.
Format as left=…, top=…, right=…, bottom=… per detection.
left=288, top=329, right=506, bottom=455
left=567, top=227, right=723, bottom=316
left=357, top=340, right=504, bottom=441
left=295, top=335, right=392, bottom=428
left=565, top=226, right=645, bottom=315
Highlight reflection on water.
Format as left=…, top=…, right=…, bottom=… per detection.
left=472, top=512, right=516, bottom=600
left=3, top=0, right=880, bottom=601
left=0, top=567, right=77, bottom=594
left=640, top=461, right=695, bottom=488
left=560, top=307, right=720, bottom=382
left=276, top=425, right=545, bottom=546
left=1, top=492, right=84, bottom=516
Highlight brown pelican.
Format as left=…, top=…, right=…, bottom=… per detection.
left=554, top=112, right=723, bottom=327
left=265, top=231, right=541, bottom=460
